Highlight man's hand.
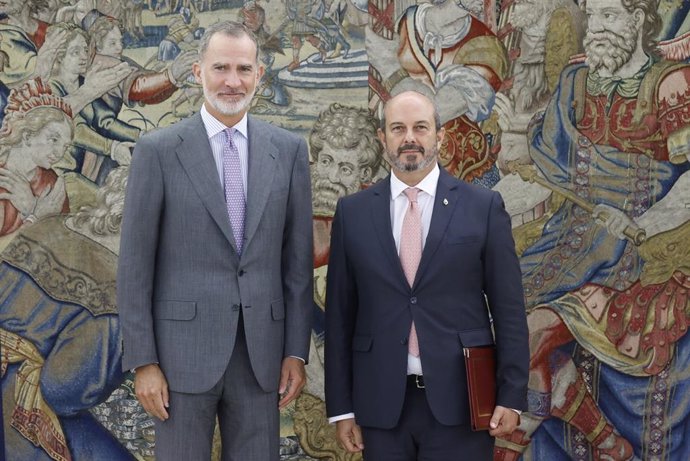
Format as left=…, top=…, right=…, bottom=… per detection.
left=278, top=357, right=306, bottom=409
left=82, top=61, right=132, bottom=100
left=134, top=363, right=170, bottom=421
left=593, top=203, right=636, bottom=240
left=0, top=168, right=36, bottom=218
left=336, top=418, right=364, bottom=453
left=489, top=405, right=520, bottom=437
left=111, top=141, right=135, bottom=165
left=169, top=50, right=197, bottom=84
left=33, top=176, right=66, bottom=219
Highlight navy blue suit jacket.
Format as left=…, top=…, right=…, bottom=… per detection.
left=325, top=168, right=529, bottom=428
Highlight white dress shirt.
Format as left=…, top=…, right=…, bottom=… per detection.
left=390, top=164, right=439, bottom=376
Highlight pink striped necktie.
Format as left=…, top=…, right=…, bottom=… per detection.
left=223, top=128, right=245, bottom=254
left=400, top=187, right=422, bottom=357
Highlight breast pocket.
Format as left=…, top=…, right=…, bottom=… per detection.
left=268, top=187, right=289, bottom=202
left=447, top=235, right=482, bottom=245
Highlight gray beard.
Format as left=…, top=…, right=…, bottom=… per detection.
left=203, top=87, right=255, bottom=117
left=312, top=177, right=356, bottom=214
left=511, top=62, right=549, bottom=113
left=510, top=2, right=545, bottom=29
left=584, top=27, right=638, bottom=75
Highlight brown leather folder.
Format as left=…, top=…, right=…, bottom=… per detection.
left=464, top=345, right=496, bottom=431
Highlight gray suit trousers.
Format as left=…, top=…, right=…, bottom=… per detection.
left=153, top=314, right=279, bottom=461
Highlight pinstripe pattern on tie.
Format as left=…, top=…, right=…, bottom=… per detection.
left=400, top=187, right=422, bottom=357
left=223, top=128, right=246, bottom=253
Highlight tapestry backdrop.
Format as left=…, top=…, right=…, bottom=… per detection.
left=1, top=0, right=690, bottom=460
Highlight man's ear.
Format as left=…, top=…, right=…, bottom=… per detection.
left=22, top=131, right=32, bottom=147
left=377, top=128, right=386, bottom=146
left=436, top=127, right=446, bottom=149
left=192, top=61, right=202, bottom=84
left=633, top=9, right=645, bottom=30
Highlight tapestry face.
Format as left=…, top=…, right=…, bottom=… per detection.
left=1, top=0, right=689, bottom=460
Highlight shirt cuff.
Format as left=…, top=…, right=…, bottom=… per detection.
left=131, top=362, right=158, bottom=373
left=288, top=355, right=305, bottom=363
left=328, top=413, right=355, bottom=424
left=510, top=408, right=522, bottom=415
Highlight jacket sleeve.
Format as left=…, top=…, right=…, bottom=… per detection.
left=482, top=191, right=529, bottom=411
left=324, top=198, right=358, bottom=417
left=281, top=136, right=314, bottom=362
left=116, top=133, right=165, bottom=372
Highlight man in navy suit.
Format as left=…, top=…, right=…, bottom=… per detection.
left=325, top=88, right=529, bottom=460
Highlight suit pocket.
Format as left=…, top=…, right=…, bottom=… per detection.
left=268, top=187, right=289, bottom=202
left=448, top=235, right=482, bottom=245
left=352, top=335, right=373, bottom=352
left=271, top=298, right=285, bottom=320
left=153, top=301, right=197, bottom=320
left=458, top=327, right=494, bottom=347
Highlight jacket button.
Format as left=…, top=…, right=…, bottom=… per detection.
left=401, top=338, right=408, bottom=345
left=238, top=269, right=246, bottom=276
left=232, top=304, right=240, bottom=311
left=410, top=297, right=417, bottom=304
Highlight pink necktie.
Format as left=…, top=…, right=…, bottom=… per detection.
left=400, top=187, right=422, bottom=357
left=223, top=128, right=245, bottom=254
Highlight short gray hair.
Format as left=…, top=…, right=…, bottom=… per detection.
left=197, top=21, right=260, bottom=63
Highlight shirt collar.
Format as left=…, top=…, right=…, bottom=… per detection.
left=390, top=163, right=440, bottom=200
left=199, top=104, right=249, bottom=140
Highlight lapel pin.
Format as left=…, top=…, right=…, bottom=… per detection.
left=443, top=198, right=449, bottom=206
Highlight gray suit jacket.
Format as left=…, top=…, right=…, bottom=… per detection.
left=117, top=113, right=313, bottom=394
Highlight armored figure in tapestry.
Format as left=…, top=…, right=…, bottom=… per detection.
left=491, top=0, right=690, bottom=459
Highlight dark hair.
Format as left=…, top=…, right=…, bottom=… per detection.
left=621, top=0, right=661, bottom=54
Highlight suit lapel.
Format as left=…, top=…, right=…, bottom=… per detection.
left=244, top=116, right=278, bottom=248
left=175, top=114, right=238, bottom=254
left=370, top=177, right=409, bottom=288
left=414, top=169, right=459, bottom=287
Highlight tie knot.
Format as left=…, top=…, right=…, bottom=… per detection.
left=404, top=187, right=419, bottom=203
left=224, top=127, right=235, bottom=143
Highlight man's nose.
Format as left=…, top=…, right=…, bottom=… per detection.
left=403, top=128, right=417, bottom=143
left=225, top=71, right=241, bottom=86
left=587, top=17, right=603, bottom=33
left=327, top=165, right=340, bottom=182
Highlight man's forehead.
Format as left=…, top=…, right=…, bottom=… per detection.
left=321, top=143, right=361, bottom=159
left=386, top=92, right=434, bottom=116
left=586, top=0, right=627, bottom=13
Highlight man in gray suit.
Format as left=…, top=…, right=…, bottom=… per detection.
left=117, top=21, right=313, bottom=460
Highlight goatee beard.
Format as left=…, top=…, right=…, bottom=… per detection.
left=204, top=88, right=255, bottom=117
left=388, top=144, right=438, bottom=172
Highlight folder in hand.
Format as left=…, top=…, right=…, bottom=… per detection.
left=464, top=345, right=496, bottom=431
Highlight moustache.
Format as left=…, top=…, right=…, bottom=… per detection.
left=313, top=178, right=348, bottom=196
left=398, top=144, right=425, bottom=155
left=585, top=30, right=633, bottom=50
